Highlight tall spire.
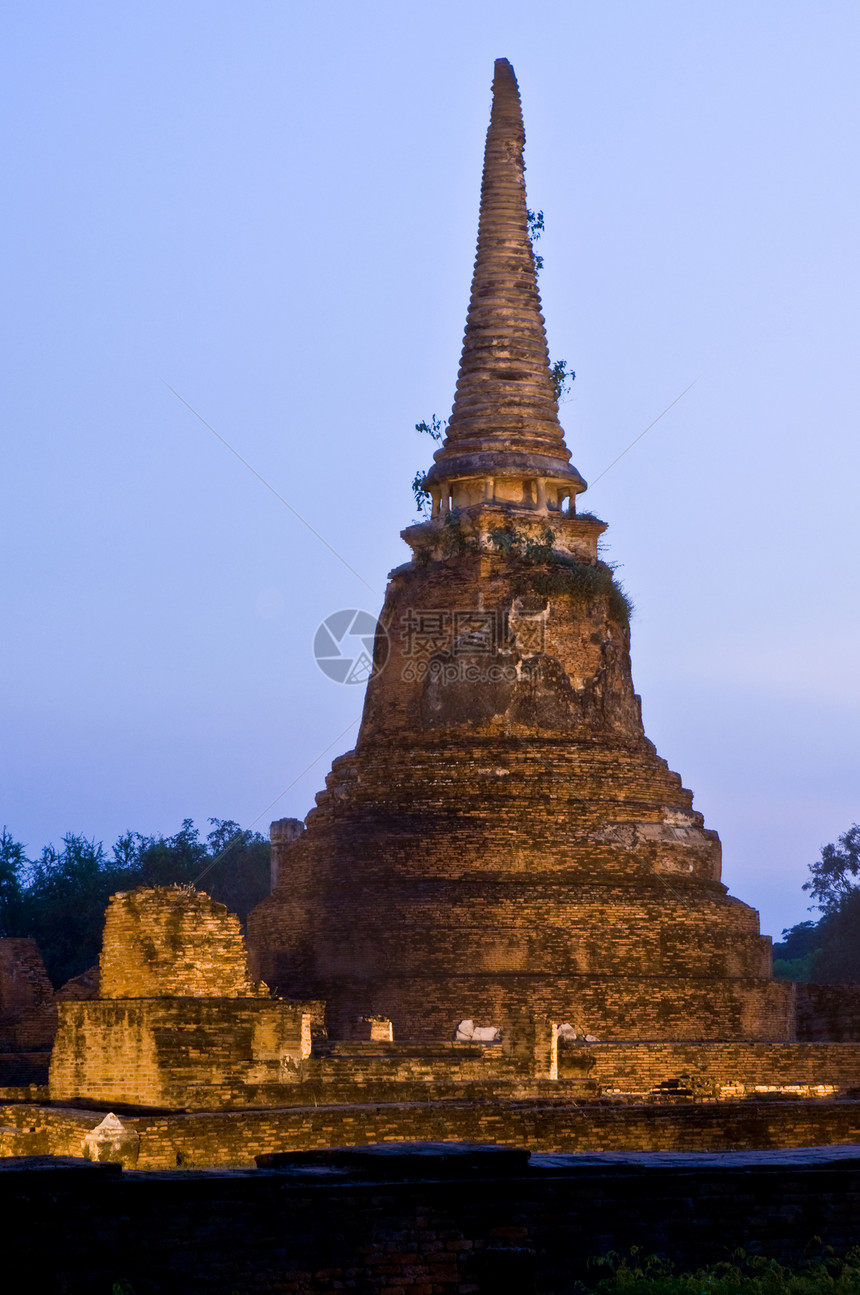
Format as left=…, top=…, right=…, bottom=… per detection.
left=424, top=59, right=585, bottom=514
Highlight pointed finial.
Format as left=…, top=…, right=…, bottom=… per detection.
left=424, top=59, right=585, bottom=517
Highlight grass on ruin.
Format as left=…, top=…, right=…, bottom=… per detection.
left=412, top=515, right=633, bottom=628
left=575, top=1247, right=860, bottom=1294
left=522, top=557, right=633, bottom=625
left=489, top=523, right=633, bottom=625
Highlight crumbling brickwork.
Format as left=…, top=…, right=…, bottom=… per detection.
left=100, top=886, right=265, bottom=998
left=573, top=1041, right=860, bottom=1097
left=0, top=939, right=56, bottom=1052
left=5, top=1097, right=860, bottom=1169
left=49, top=997, right=311, bottom=1108
left=49, top=886, right=313, bottom=1109
left=795, top=984, right=860, bottom=1041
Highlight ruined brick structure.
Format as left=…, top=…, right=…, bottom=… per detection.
left=2, top=58, right=858, bottom=1175
left=29, top=882, right=859, bottom=1119
left=98, top=885, right=264, bottom=999
left=49, top=888, right=312, bottom=1109
left=0, top=939, right=56, bottom=1085
left=247, top=59, right=791, bottom=1043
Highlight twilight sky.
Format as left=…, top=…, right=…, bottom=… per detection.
left=2, top=1, right=858, bottom=939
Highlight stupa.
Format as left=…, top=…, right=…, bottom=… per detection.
left=248, top=59, right=792, bottom=1043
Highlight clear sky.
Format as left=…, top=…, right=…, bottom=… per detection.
left=2, top=1, right=858, bottom=939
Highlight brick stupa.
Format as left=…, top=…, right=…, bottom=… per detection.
left=248, top=60, right=792, bottom=1043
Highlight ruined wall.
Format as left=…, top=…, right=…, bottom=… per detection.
left=47, top=885, right=313, bottom=1109
left=572, top=1041, right=860, bottom=1098
left=49, top=998, right=311, bottom=1108
left=795, top=983, right=860, bottom=1041
left=4, top=1097, right=860, bottom=1169
left=100, top=887, right=265, bottom=998
left=0, top=939, right=56, bottom=1052
left=43, top=1019, right=860, bottom=1113
left=202, top=1036, right=860, bottom=1103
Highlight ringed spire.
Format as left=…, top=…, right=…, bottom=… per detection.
left=424, top=58, right=586, bottom=517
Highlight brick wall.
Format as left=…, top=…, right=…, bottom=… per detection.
left=795, top=984, right=860, bottom=1041
left=0, top=939, right=56, bottom=1052
left=576, top=1041, right=860, bottom=1097
left=5, top=1096, right=860, bottom=1169
left=49, top=998, right=312, bottom=1109
left=100, top=887, right=265, bottom=999
left=6, top=1146, right=860, bottom=1294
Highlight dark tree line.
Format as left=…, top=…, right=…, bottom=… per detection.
left=0, top=819, right=270, bottom=987
left=774, top=823, right=860, bottom=983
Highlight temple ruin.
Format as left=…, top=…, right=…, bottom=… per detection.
left=246, top=59, right=794, bottom=1045
left=1, top=58, right=859, bottom=1171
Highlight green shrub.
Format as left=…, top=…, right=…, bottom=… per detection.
left=575, top=1245, right=860, bottom=1294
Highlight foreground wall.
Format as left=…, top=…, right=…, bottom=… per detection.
left=5, top=1145, right=860, bottom=1294
left=4, top=1097, right=860, bottom=1168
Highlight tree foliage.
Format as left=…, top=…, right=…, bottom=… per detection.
left=802, top=822, right=860, bottom=912
left=0, top=819, right=270, bottom=987
left=415, top=415, right=445, bottom=443
left=526, top=207, right=544, bottom=271
left=550, top=357, right=576, bottom=403
left=0, top=827, right=26, bottom=937
left=813, top=890, right=860, bottom=982
left=774, top=823, right=860, bottom=984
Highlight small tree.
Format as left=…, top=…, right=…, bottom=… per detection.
left=803, top=823, right=860, bottom=913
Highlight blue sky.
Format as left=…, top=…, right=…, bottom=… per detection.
left=2, top=2, right=858, bottom=938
